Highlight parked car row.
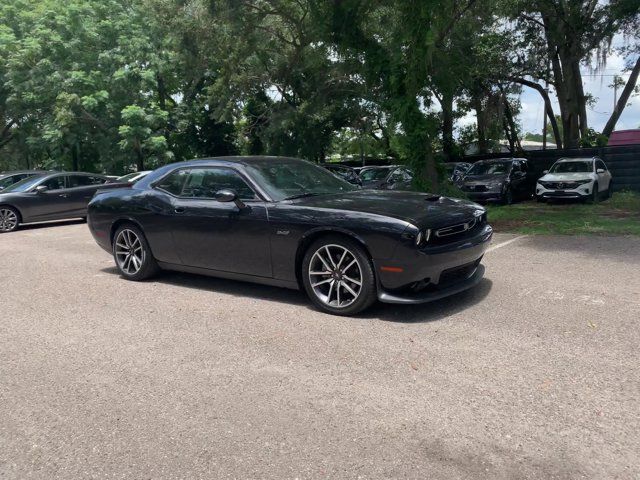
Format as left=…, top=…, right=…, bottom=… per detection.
left=0, top=170, right=153, bottom=233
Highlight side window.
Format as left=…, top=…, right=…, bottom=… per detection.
left=181, top=168, right=257, bottom=200
left=42, top=176, right=66, bottom=191
left=67, top=175, right=96, bottom=188
left=520, top=161, right=528, bottom=172
left=156, top=169, right=190, bottom=196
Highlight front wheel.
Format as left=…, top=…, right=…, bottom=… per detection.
left=0, top=206, right=20, bottom=233
left=588, top=183, right=599, bottom=204
left=302, top=236, right=377, bottom=316
left=113, top=224, right=159, bottom=281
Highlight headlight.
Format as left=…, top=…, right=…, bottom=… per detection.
left=486, top=181, right=503, bottom=191
left=574, top=179, right=592, bottom=185
left=415, top=229, right=431, bottom=246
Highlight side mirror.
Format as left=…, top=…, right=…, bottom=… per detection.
left=596, top=168, right=605, bottom=174
left=35, top=185, right=49, bottom=194
left=215, top=188, right=246, bottom=209
left=543, top=170, right=549, bottom=175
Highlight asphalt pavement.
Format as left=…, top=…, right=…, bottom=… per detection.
left=1, top=221, right=639, bottom=479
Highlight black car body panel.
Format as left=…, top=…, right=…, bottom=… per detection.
left=88, top=157, right=492, bottom=303
left=0, top=172, right=123, bottom=224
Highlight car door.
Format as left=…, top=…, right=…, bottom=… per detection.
left=595, top=159, right=611, bottom=191
left=66, top=174, right=108, bottom=216
left=156, top=166, right=272, bottom=277
left=23, top=175, right=76, bottom=221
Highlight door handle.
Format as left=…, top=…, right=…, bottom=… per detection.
left=59, top=194, right=69, bottom=198
left=174, top=207, right=185, bottom=214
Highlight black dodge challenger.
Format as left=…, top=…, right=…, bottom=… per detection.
left=88, top=157, right=492, bottom=315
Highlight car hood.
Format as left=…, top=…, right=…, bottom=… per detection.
left=539, top=173, right=594, bottom=182
left=462, top=174, right=508, bottom=184
left=288, top=190, right=484, bottom=228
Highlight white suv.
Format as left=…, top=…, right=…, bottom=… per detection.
left=536, top=157, right=613, bottom=202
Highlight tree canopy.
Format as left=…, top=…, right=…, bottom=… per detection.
left=1, top=0, right=638, bottom=186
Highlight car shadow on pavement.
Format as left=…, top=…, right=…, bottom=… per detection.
left=19, top=219, right=86, bottom=231
left=100, top=266, right=309, bottom=306
left=100, top=268, right=492, bottom=321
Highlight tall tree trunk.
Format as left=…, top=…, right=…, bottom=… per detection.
left=602, top=57, right=640, bottom=137
left=135, top=141, right=144, bottom=171
left=472, top=92, right=488, bottom=154
left=71, top=142, right=80, bottom=171
left=441, top=91, right=455, bottom=161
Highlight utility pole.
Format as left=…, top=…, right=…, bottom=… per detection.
left=542, top=82, right=548, bottom=150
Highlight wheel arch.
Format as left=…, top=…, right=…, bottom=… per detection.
left=294, top=227, right=374, bottom=289
left=109, top=217, right=146, bottom=246
left=0, top=203, right=23, bottom=223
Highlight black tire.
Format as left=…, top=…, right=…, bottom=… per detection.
left=588, top=183, right=599, bottom=204
left=607, top=182, right=613, bottom=199
left=0, top=205, right=21, bottom=233
left=301, top=235, right=377, bottom=316
left=536, top=196, right=546, bottom=203
left=502, top=188, right=513, bottom=205
left=112, top=224, right=159, bottom=281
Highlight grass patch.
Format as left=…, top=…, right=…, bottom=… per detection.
left=486, top=191, right=640, bottom=235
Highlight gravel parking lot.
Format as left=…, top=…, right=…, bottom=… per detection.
left=1, top=222, right=639, bottom=479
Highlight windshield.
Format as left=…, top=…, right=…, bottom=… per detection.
left=550, top=161, right=593, bottom=173
left=1, top=175, right=46, bottom=193
left=360, top=167, right=392, bottom=181
left=246, top=159, right=357, bottom=201
left=466, top=161, right=512, bottom=176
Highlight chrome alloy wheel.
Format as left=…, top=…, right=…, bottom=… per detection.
left=114, top=229, right=145, bottom=275
left=0, top=208, right=18, bottom=232
left=308, top=244, right=363, bottom=309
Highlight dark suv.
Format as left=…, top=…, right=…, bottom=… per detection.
left=457, top=158, right=534, bottom=204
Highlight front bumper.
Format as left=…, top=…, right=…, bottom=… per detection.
left=536, top=182, right=593, bottom=199
left=463, top=190, right=503, bottom=203
left=375, top=224, right=492, bottom=304
left=378, top=264, right=485, bottom=304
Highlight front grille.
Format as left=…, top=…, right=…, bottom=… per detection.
left=540, top=181, right=581, bottom=190
left=430, top=212, right=487, bottom=244
left=462, top=184, right=487, bottom=192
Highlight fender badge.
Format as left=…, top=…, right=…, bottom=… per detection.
left=276, top=230, right=290, bottom=236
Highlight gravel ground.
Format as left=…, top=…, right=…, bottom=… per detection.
left=1, top=221, right=639, bottom=479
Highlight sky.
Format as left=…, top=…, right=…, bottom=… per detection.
left=457, top=38, right=640, bottom=139
left=518, top=51, right=640, bottom=136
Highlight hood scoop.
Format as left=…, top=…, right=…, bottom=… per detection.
left=423, top=194, right=442, bottom=202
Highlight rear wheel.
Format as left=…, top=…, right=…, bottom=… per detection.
left=0, top=206, right=20, bottom=233
left=112, top=224, right=159, bottom=280
left=301, top=236, right=377, bottom=316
